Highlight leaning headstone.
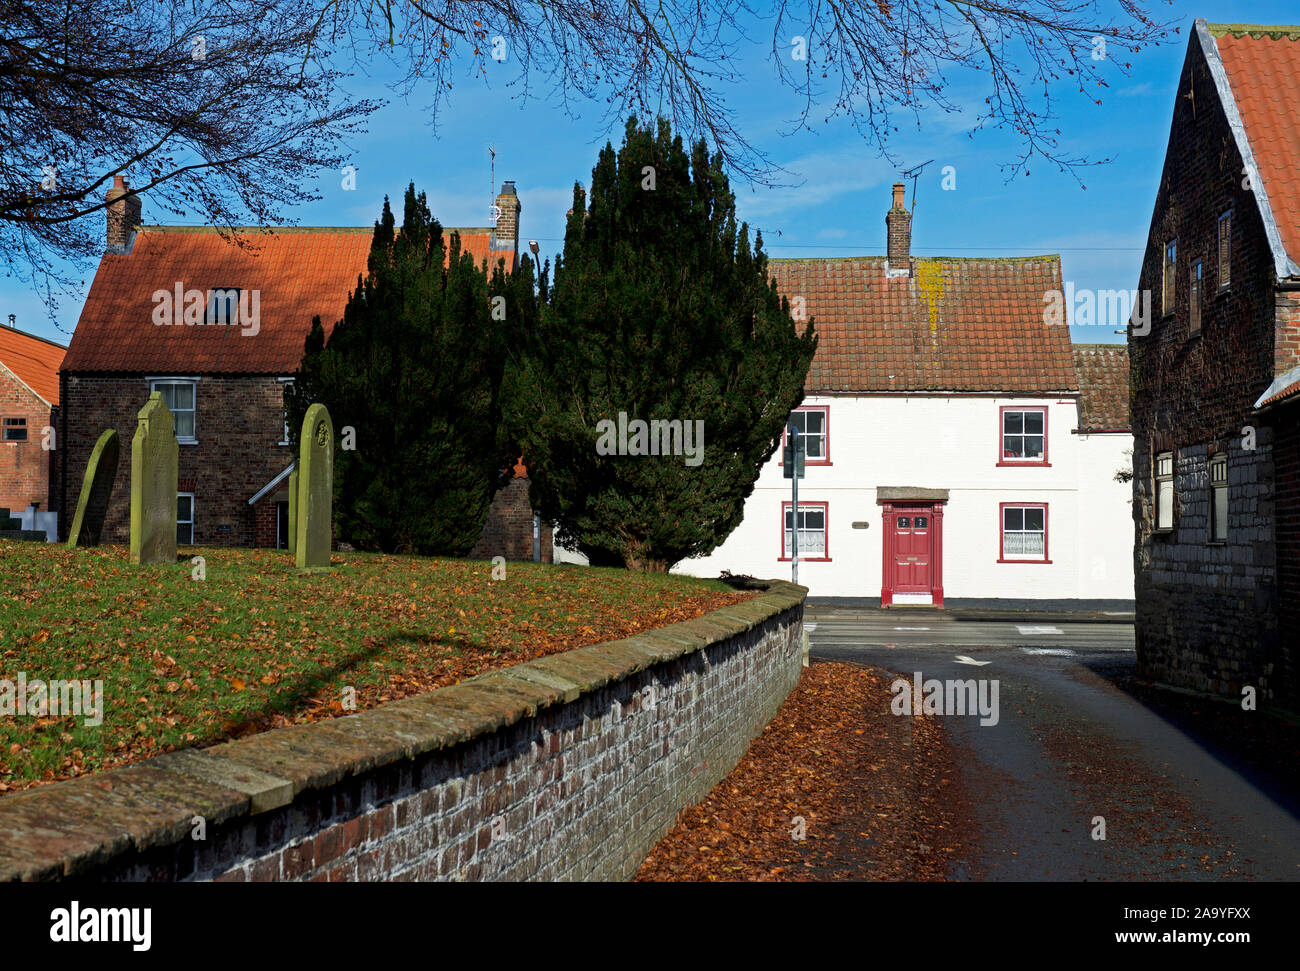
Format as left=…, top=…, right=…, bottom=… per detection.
left=287, top=467, right=298, bottom=556
left=130, top=393, right=179, bottom=565
left=66, top=429, right=121, bottom=547
left=295, top=403, right=333, bottom=570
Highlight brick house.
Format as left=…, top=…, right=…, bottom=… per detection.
left=60, top=176, right=551, bottom=558
left=665, top=185, right=1135, bottom=603
left=1129, top=20, right=1300, bottom=710
left=0, top=324, right=65, bottom=522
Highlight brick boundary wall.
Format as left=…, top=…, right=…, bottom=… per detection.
left=0, top=580, right=806, bottom=882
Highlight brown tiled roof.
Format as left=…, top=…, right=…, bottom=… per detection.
left=1072, top=344, right=1130, bottom=431
left=62, top=225, right=514, bottom=375
left=0, top=326, right=65, bottom=405
left=1207, top=23, right=1300, bottom=273
left=768, top=256, right=1077, bottom=393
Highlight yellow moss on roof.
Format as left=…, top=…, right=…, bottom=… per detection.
left=1207, top=23, right=1300, bottom=39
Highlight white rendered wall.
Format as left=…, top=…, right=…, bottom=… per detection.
left=670, top=394, right=1135, bottom=601
left=1073, top=431, right=1136, bottom=600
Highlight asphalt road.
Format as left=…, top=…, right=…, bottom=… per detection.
left=807, top=606, right=1300, bottom=881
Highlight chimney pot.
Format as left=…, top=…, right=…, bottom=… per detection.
left=492, top=179, right=522, bottom=258
left=106, top=175, right=142, bottom=253
left=886, top=182, right=912, bottom=271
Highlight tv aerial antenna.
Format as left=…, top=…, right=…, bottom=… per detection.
left=902, top=159, right=934, bottom=213
left=488, top=145, right=501, bottom=225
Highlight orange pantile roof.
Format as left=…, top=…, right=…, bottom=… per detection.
left=769, top=256, right=1077, bottom=394
left=1072, top=344, right=1130, bottom=431
left=0, top=326, right=66, bottom=405
left=1205, top=22, right=1300, bottom=277
left=62, top=226, right=515, bottom=374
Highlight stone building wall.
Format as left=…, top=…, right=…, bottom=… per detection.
left=1129, top=29, right=1290, bottom=706
left=59, top=373, right=291, bottom=547
left=1132, top=436, right=1280, bottom=701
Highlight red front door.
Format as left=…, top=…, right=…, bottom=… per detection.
left=880, top=501, right=945, bottom=606
left=891, top=511, right=932, bottom=592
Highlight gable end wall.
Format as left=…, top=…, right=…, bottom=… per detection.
left=1129, top=31, right=1288, bottom=706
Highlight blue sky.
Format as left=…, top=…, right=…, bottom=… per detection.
left=7, top=2, right=1298, bottom=347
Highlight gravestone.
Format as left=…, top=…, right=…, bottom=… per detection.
left=66, top=429, right=121, bottom=547
left=295, top=403, right=333, bottom=569
left=287, top=467, right=298, bottom=556
left=130, top=393, right=179, bottom=565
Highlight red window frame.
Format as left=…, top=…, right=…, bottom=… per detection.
left=998, top=502, right=1051, bottom=564
left=781, top=405, right=832, bottom=466
left=779, top=500, right=831, bottom=562
left=997, top=406, right=1050, bottom=467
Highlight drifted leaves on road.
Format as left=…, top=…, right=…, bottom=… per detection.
left=636, top=660, right=979, bottom=882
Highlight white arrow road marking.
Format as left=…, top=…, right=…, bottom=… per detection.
left=1016, top=625, right=1063, bottom=635
left=954, top=655, right=991, bottom=666
left=1021, top=647, right=1076, bottom=656
left=894, top=626, right=931, bottom=631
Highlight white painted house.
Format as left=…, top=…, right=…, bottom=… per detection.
left=672, top=187, right=1135, bottom=603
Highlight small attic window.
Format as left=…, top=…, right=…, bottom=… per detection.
left=205, top=288, right=241, bottom=325
left=3, top=417, right=27, bottom=442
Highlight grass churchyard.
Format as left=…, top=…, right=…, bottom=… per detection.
left=0, top=543, right=748, bottom=792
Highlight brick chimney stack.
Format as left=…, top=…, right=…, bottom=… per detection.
left=106, top=174, right=142, bottom=253
left=886, top=181, right=911, bottom=273
left=493, top=181, right=521, bottom=254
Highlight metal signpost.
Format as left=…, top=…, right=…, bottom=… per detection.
left=783, top=420, right=805, bottom=584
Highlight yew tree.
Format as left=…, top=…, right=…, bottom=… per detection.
left=286, top=184, right=535, bottom=555
left=504, top=117, right=817, bottom=571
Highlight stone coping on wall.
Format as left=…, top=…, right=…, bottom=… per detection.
left=0, top=579, right=806, bottom=881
